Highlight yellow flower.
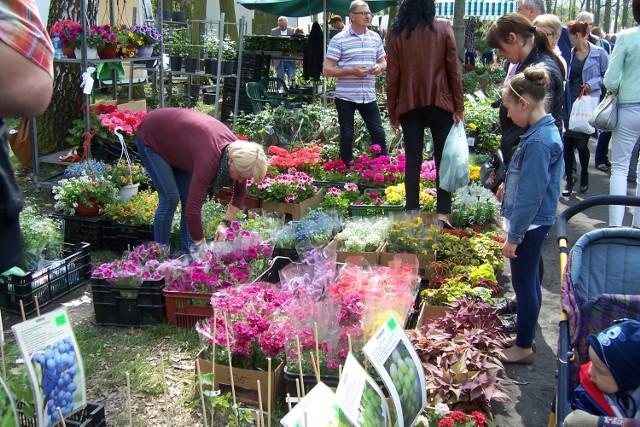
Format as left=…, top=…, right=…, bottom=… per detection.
left=469, top=165, right=481, bottom=181
left=469, top=123, right=477, bottom=131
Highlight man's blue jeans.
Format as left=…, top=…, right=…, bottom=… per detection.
left=276, top=60, right=296, bottom=85
left=334, top=98, right=387, bottom=166
left=136, top=136, right=193, bottom=253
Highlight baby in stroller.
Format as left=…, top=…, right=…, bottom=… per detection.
left=564, top=319, right=640, bottom=426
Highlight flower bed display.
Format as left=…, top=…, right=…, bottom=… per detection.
left=261, top=188, right=325, bottom=221
left=326, top=216, right=391, bottom=265
left=0, top=242, right=91, bottom=316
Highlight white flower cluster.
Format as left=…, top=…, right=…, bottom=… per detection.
left=453, top=181, right=499, bottom=207
left=335, top=216, right=392, bottom=252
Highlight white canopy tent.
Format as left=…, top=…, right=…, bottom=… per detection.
left=436, top=0, right=517, bottom=20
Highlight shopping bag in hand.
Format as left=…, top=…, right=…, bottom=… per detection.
left=568, top=88, right=599, bottom=134
left=439, top=122, right=470, bottom=193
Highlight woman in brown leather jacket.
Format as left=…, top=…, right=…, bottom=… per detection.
left=386, top=0, right=464, bottom=228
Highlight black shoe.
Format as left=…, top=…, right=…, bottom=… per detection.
left=562, top=179, right=574, bottom=197
left=580, top=173, right=589, bottom=193
left=500, top=314, right=517, bottom=333
left=496, top=298, right=517, bottom=315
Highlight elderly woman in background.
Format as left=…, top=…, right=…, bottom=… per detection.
left=386, top=0, right=464, bottom=229
left=604, top=0, right=640, bottom=227
left=136, top=108, right=267, bottom=252
left=533, top=14, right=567, bottom=76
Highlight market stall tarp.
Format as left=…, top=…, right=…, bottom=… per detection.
left=436, top=0, right=517, bottom=19
left=236, top=0, right=396, bottom=18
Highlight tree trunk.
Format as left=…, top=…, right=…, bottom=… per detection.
left=603, top=0, right=611, bottom=32
left=40, top=0, right=98, bottom=155
left=620, top=0, right=630, bottom=29
left=453, top=0, right=465, bottom=66
left=252, top=10, right=278, bottom=35
left=219, top=0, right=238, bottom=42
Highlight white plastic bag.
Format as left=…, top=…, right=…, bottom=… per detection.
left=568, top=92, right=599, bottom=134
left=439, top=122, right=470, bottom=193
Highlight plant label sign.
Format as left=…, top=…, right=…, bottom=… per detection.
left=335, top=353, right=391, bottom=427
left=363, top=314, right=426, bottom=427
left=280, top=382, right=343, bottom=427
left=12, top=308, right=86, bottom=427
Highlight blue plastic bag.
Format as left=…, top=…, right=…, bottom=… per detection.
left=439, top=122, right=470, bottom=192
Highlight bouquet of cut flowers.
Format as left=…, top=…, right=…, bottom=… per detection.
left=162, top=223, right=273, bottom=293
left=195, top=283, right=291, bottom=370
left=247, top=169, right=317, bottom=203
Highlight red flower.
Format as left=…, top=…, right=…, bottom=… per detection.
left=438, top=418, right=455, bottom=427
left=235, top=134, right=249, bottom=141
left=472, top=411, right=486, bottom=426
left=451, top=411, right=467, bottom=422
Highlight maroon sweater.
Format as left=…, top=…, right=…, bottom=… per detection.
left=138, top=108, right=246, bottom=241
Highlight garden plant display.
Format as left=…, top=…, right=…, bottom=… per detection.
left=247, top=169, right=317, bottom=203
left=106, top=159, right=149, bottom=188
left=66, top=103, right=145, bottom=148
left=417, top=403, right=487, bottom=427
left=321, top=183, right=385, bottom=216
left=267, top=144, right=323, bottom=172
left=450, top=182, right=499, bottom=229
left=18, top=207, right=64, bottom=271
left=63, top=159, right=109, bottom=179
left=384, top=183, right=436, bottom=212
left=334, top=216, right=391, bottom=252
left=435, top=229, right=505, bottom=274
left=52, top=176, right=118, bottom=215
left=270, top=210, right=343, bottom=249
left=386, top=216, right=439, bottom=255
left=410, top=298, right=508, bottom=413
left=171, top=197, right=229, bottom=240
left=92, top=242, right=169, bottom=291
left=49, top=20, right=82, bottom=48
left=103, top=189, right=158, bottom=225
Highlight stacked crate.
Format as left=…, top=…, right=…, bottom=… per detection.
left=221, top=52, right=271, bottom=122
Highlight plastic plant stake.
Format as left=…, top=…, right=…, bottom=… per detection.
left=314, top=322, right=320, bottom=378
left=267, top=357, right=272, bottom=427
left=19, top=300, right=26, bottom=322
left=257, top=380, right=265, bottom=427
left=56, top=407, right=67, bottom=426
left=295, top=378, right=301, bottom=402
left=287, top=393, right=292, bottom=411
left=34, top=296, right=41, bottom=316
left=126, top=372, right=132, bottom=427
left=296, top=336, right=305, bottom=397
left=224, top=315, right=238, bottom=408
left=161, top=353, right=170, bottom=427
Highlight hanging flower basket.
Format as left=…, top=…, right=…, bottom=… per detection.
left=117, top=183, right=140, bottom=202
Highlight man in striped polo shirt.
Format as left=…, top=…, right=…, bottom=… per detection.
left=323, top=0, right=388, bottom=167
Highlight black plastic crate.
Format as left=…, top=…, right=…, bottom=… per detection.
left=102, top=222, right=154, bottom=254
left=19, top=401, right=106, bottom=427
left=53, top=214, right=106, bottom=250
left=0, top=242, right=91, bottom=316
left=91, top=277, right=166, bottom=327
left=271, top=247, right=300, bottom=262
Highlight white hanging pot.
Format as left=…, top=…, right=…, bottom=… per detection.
left=118, top=183, right=139, bottom=202
left=75, top=47, right=99, bottom=59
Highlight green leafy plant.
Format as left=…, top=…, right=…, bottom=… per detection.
left=463, top=99, right=501, bottom=153
left=165, top=28, right=190, bottom=57
left=435, top=229, right=505, bottom=274
left=188, top=373, right=255, bottom=427
left=19, top=207, right=64, bottom=271
left=106, top=159, right=149, bottom=187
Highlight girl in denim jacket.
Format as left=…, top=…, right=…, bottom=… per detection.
left=498, top=66, right=564, bottom=364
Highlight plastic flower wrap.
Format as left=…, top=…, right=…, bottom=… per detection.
left=195, top=283, right=291, bottom=370
left=162, top=224, right=273, bottom=292
left=19, top=207, right=64, bottom=272
left=92, top=242, right=169, bottom=287
left=334, top=216, right=391, bottom=252
left=242, top=209, right=286, bottom=241
left=278, top=246, right=338, bottom=299
left=270, top=210, right=343, bottom=249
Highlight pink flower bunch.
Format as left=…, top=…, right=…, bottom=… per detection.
left=350, top=148, right=405, bottom=186
left=420, top=159, right=437, bottom=182
left=92, top=242, right=169, bottom=286
left=247, top=169, right=317, bottom=203
left=98, top=109, right=146, bottom=137
left=196, top=283, right=292, bottom=369
left=162, top=227, right=272, bottom=292
left=268, top=145, right=323, bottom=172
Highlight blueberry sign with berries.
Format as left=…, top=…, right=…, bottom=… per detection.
left=12, top=308, right=86, bottom=426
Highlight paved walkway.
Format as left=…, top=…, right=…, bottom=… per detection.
left=492, top=137, right=638, bottom=426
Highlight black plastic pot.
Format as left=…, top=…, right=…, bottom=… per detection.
left=169, top=56, right=182, bottom=72
left=162, top=9, right=171, bottom=21
left=203, top=93, right=216, bottom=105
left=203, top=58, right=218, bottom=75
left=172, top=11, right=185, bottom=22
left=222, top=60, right=234, bottom=75
left=184, top=57, right=198, bottom=73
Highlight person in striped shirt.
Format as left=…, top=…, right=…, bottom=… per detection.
left=323, top=0, right=388, bottom=167
left=0, top=0, right=53, bottom=272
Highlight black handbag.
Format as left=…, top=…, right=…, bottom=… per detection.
left=480, top=149, right=506, bottom=192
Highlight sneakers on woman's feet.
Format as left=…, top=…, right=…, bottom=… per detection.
left=496, top=298, right=517, bottom=315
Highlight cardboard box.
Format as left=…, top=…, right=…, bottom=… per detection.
left=196, top=348, right=284, bottom=407
left=89, top=99, right=147, bottom=112
left=325, top=238, right=383, bottom=266
left=261, top=188, right=325, bottom=221
left=416, top=303, right=451, bottom=330
left=378, top=241, right=435, bottom=279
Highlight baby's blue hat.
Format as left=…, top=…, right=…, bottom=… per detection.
left=588, top=319, right=640, bottom=393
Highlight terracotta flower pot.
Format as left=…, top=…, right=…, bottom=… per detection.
left=62, top=46, right=75, bottom=59
left=98, top=44, right=118, bottom=60
left=75, top=202, right=99, bottom=216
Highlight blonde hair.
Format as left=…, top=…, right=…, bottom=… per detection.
left=349, top=0, right=368, bottom=13
left=228, top=141, right=267, bottom=183
left=533, top=14, right=563, bottom=36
